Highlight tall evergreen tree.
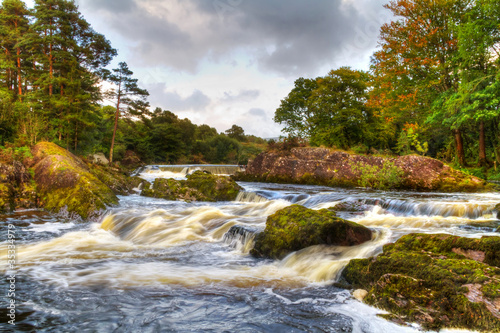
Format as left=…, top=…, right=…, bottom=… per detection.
left=103, top=62, right=148, bottom=163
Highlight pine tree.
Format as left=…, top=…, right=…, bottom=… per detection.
left=103, top=62, right=148, bottom=163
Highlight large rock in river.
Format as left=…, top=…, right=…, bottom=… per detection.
left=32, top=142, right=118, bottom=219
left=340, top=233, right=500, bottom=332
left=141, top=170, right=242, bottom=202
left=250, top=205, right=373, bottom=259
left=237, top=147, right=487, bottom=191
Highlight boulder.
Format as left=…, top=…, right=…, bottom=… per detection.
left=32, top=142, right=118, bottom=219
left=250, top=205, right=372, bottom=259
left=141, top=171, right=242, bottom=202
left=237, top=148, right=488, bottom=192
left=341, top=233, right=500, bottom=332
left=90, top=153, right=109, bottom=165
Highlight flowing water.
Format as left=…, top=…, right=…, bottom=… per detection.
left=1, top=168, right=499, bottom=332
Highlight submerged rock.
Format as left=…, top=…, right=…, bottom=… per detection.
left=341, top=233, right=500, bottom=332
left=250, top=205, right=372, bottom=259
left=237, top=147, right=488, bottom=192
left=141, top=171, right=242, bottom=202
left=32, top=142, right=118, bottom=219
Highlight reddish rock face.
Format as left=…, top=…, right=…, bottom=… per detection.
left=241, top=147, right=487, bottom=192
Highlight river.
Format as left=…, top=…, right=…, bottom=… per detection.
left=1, top=166, right=499, bottom=332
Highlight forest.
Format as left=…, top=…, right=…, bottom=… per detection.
left=275, top=0, right=500, bottom=178
left=0, top=0, right=266, bottom=165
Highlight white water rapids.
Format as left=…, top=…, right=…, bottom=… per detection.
left=0, top=170, right=498, bottom=332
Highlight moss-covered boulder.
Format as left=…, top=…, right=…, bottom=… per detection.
left=184, top=171, right=242, bottom=201
left=88, top=163, right=149, bottom=196
left=250, top=205, right=373, bottom=259
left=32, top=142, right=118, bottom=219
left=341, top=233, right=500, bottom=332
left=141, top=171, right=242, bottom=202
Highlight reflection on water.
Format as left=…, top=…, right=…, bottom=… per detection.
left=1, top=176, right=498, bottom=332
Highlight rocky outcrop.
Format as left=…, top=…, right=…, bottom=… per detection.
left=32, top=142, right=118, bottom=219
left=250, top=205, right=372, bottom=259
left=141, top=170, right=242, bottom=202
left=340, top=233, right=500, bottom=332
left=236, top=148, right=488, bottom=192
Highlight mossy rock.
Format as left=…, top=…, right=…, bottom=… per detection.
left=141, top=171, right=242, bottom=202
left=184, top=171, right=242, bottom=201
left=250, top=205, right=372, bottom=259
left=341, top=233, right=500, bottom=332
left=141, top=178, right=206, bottom=201
left=32, top=142, right=118, bottom=219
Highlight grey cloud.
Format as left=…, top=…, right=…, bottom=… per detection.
left=246, top=108, right=267, bottom=119
left=79, top=0, right=136, bottom=13
left=221, top=90, right=260, bottom=102
left=146, top=83, right=211, bottom=111
left=79, top=0, right=387, bottom=75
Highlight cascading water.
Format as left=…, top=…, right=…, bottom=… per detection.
left=1, top=169, right=498, bottom=332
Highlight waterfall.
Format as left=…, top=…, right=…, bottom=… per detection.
left=223, top=225, right=258, bottom=253
left=235, top=192, right=268, bottom=203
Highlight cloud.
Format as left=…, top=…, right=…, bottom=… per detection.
left=78, top=0, right=388, bottom=76
left=146, top=83, right=211, bottom=112
left=246, top=108, right=267, bottom=119
left=221, top=90, right=260, bottom=102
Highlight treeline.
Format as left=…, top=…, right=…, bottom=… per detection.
left=275, top=0, right=500, bottom=170
left=0, top=0, right=265, bottom=164
left=95, top=107, right=266, bottom=164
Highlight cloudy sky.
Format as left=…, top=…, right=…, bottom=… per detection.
left=26, top=0, right=392, bottom=137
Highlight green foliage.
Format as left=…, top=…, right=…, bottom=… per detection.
left=225, top=124, right=246, bottom=142
left=352, top=160, right=403, bottom=190
left=396, top=128, right=428, bottom=156
left=274, top=68, right=381, bottom=149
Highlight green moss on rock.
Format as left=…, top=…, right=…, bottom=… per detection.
left=341, top=233, right=500, bottom=332
left=32, top=142, right=118, bottom=219
left=141, top=171, right=242, bottom=202
left=185, top=171, right=242, bottom=201
left=250, top=205, right=372, bottom=259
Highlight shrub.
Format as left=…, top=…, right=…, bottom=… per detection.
left=353, top=160, right=404, bottom=190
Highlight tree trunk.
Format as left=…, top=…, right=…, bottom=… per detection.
left=454, top=129, right=466, bottom=166
left=49, top=20, right=53, bottom=96
left=74, top=123, right=78, bottom=153
left=478, top=120, right=488, bottom=167
left=109, top=93, right=121, bottom=164
left=17, top=47, right=22, bottom=97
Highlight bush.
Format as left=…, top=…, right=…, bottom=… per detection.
left=353, top=160, right=404, bottom=190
